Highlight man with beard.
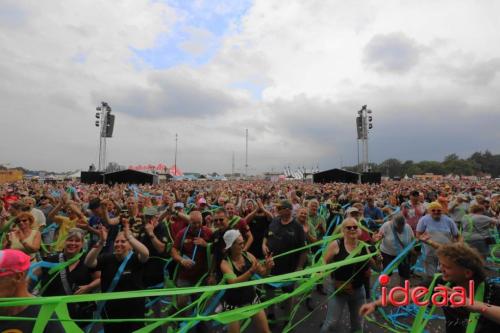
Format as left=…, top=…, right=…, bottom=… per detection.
left=171, top=211, right=212, bottom=310
left=262, top=200, right=307, bottom=327
left=208, top=207, right=255, bottom=283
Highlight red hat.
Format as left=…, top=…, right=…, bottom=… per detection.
left=0, top=249, right=31, bottom=277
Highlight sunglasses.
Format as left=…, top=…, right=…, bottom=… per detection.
left=431, top=210, right=442, bottom=213
left=213, top=218, right=225, bottom=222
left=345, top=225, right=358, bottom=231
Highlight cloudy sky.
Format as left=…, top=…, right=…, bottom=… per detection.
left=1, top=0, right=499, bottom=174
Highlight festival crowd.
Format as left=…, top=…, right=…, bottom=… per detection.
left=1, top=178, right=500, bottom=333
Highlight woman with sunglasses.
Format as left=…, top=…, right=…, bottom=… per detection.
left=2, top=212, right=41, bottom=262
left=320, top=217, right=382, bottom=333
left=220, top=229, right=274, bottom=333
left=37, top=228, right=100, bottom=329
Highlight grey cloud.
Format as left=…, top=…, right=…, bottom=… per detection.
left=96, top=70, right=239, bottom=118
left=448, top=58, right=500, bottom=86
left=262, top=91, right=500, bottom=170
left=356, top=91, right=500, bottom=164
left=363, top=32, right=420, bottom=73
left=264, top=95, right=360, bottom=168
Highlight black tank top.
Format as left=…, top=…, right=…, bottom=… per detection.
left=223, top=253, right=257, bottom=306
left=331, top=238, right=369, bottom=288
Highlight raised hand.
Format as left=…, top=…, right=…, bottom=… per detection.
left=144, top=221, right=154, bottom=235
left=98, top=225, right=108, bottom=242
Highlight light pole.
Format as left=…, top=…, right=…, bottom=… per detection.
left=245, top=129, right=248, bottom=179
left=356, top=105, right=373, bottom=173
left=94, top=102, right=114, bottom=171
left=174, top=133, right=178, bottom=176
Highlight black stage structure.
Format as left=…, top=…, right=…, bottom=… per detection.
left=313, top=168, right=381, bottom=184
left=81, top=170, right=158, bottom=185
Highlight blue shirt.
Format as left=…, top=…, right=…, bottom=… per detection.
left=364, top=205, right=384, bottom=220
left=416, top=214, right=459, bottom=256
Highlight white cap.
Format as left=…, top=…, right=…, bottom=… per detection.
left=223, top=230, right=241, bottom=250
left=345, top=207, right=359, bottom=215
left=174, top=202, right=184, bottom=208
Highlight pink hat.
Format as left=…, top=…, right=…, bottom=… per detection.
left=198, top=198, right=207, bottom=205
left=0, top=249, right=31, bottom=277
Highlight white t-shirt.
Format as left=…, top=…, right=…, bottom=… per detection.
left=380, top=221, right=414, bottom=256
left=31, top=207, right=46, bottom=229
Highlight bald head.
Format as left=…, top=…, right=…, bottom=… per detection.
left=189, top=211, right=203, bottom=230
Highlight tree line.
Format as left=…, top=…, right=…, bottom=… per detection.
left=345, top=151, right=500, bottom=178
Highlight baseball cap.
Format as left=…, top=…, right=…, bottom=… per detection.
left=198, top=198, right=207, bottom=205
left=223, top=230, right=241, bottom=250
left=427, top=201, right=443, bottom=211
left=174, top=202, right=185, bottom=209
left=277, top=200, right=292, bottom=210
left=345, top=207, right=359, bottom=215
left=0, top=249, right=31, bottom=277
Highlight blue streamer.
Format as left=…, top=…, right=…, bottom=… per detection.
left=27, top=261, right=59, bottom=281
left=41, top=223, right=59, bottom=235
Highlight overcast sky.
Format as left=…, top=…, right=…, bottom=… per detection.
left=1, top=0, right=499, bottom=174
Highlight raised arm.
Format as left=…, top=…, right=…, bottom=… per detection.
left=123, top=220, right=149, bottom=263
left=47, top=200, right=64, bottom=221
left=144, top=220, right=166, bottom=254
left=85, top=226, right=107, bottom=268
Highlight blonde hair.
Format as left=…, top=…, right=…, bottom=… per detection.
left=334, top=217, right=359, bottom=237
left=15, top=212, right=35, bottom=227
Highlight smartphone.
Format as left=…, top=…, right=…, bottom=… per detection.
left=120, top=208, right=129, bottom=218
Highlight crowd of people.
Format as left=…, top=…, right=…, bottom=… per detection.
left=1, top=178, right=500, bottom=333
